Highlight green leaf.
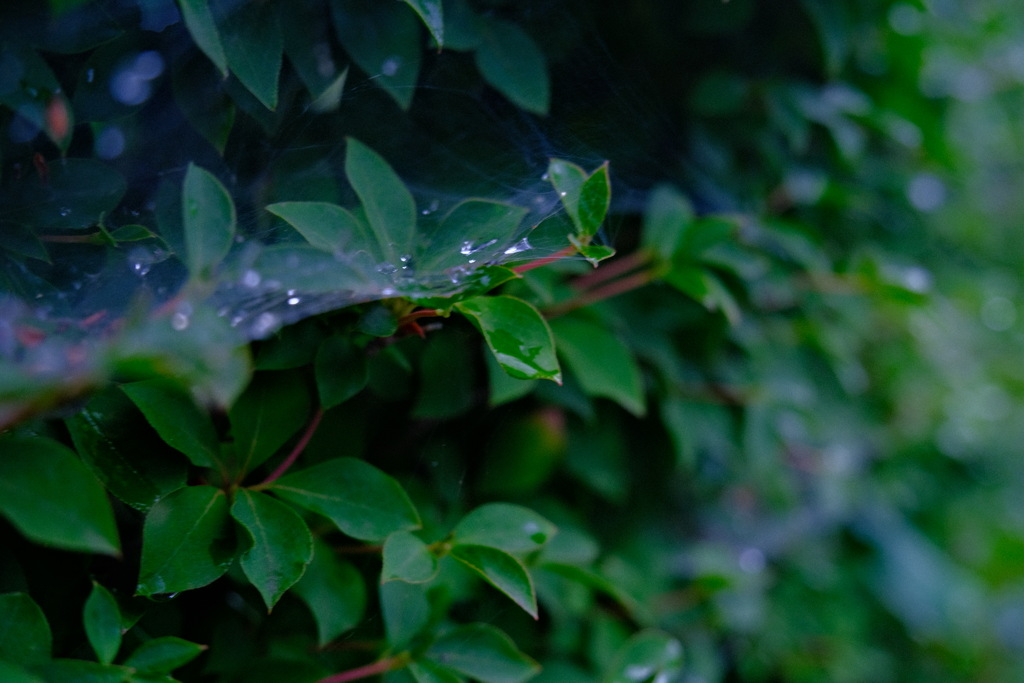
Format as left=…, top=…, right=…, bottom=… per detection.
left=332, top=0, right=422, bottom=109
left=421, top=199, right=528, bottom=272
left=172, top=51, right=236, bottom=153
left=137, top=486, right=234, bottom=596
left=641, top=184, right=693, bottom=264
left=228, top=371, right=311, bottom=475
left=66, top=387, right=188, bottom=512
left=293, top=540, right=366, bottom=646
left=271, top=458, right=421, bottom=541
left=475, top=18, right=549, bottom=115
left=110, top=224, right=158, bottom=242
left=120, top=379, right=221, bottom=469
left=345, top=138, right=416, bottom=264
left=0, top=593, right=51, bottom=666
left=283, top=1, right=347, bottom=108
left=0, top=438, right=120, bottom=556
left=266, top=201, right=364, bottom=254
left=570, top=241, right=616, bottom=267
left=449, top=545, right=538, bottom=619
left=603, top=630, right=683, bottom=683
left=123, top=637, right=207, bottom=674
left=380, top=579, right=431, bottom=648
left=486, top=350, right=536, bottom=407
left=401, top=0, right=443, bottom=46
left=5, top=158, right=126, bottom=231
left=315, top=336, right=368, bottom=409
left=426, top=624, right=540, bottom=683
left=455, top=296, right=561, bottom=383
left=382, top=531, right=438, bottom=584
left=478, top=412, right=564, bottom=497
left=577, top=162, right=611, bottom=238
left=0, top=661, right=43, bottom=683
left=550, top=317, right=645, bottom=416
left=84, top=582, right=122, bottom=665
left=182, top=163, right=236, bottom=279
left=408, top=660, right=464, bottom=683
left=35, top=660, right=132, bottom=682
left=231, top=490, right=313, bottom=611
left=177, top=0, right=229, bottom=75
left=452, top=504, right=557, bottom=554
left=218, top=0, right=283, bottom=110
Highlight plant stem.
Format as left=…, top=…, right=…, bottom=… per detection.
left=513, top=246, right=576, bottom=273
left=545, top=269, right=655, bottom=318
left=315, top=654, right=409, bottom=683
left=257, top=407, right=324, bottom=487
left=569, top=250, right=651, bottom=291
left=397, top=308, right=440, bottom=326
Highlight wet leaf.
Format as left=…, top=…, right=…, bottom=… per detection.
left=177, top=0, right=228, bottom=75
left=449, top=545, right=538, bottom=619
left=182, top=163, right=236, bottom=279
left=271, top=458, right=421, bottom=541
left=293, top=540, right=366, bottom=646
left=67, top=387, right=188, bottom=511
left=84, top=582, right=122, bottom=665
left=382, top=531, right=438, bottom=584
left=0, top=593, right=51, bottom=666
left=550, top=316, right=645, bottom=416
left=425, top=624, right=540, bottom=683
left=123, top=636, right=207, bottom=674
left=475, top=18, right=549, bottom=115
left=266, top=201, right=364, bottom=254
left=455, top=296, right=560, bottom=383
left=231, top=490, right=313, bottom=610
left=120, top=379, right=221, bottom=470
left=332, top=0, right=421, bottom=109
left=452, top=504, right=557, bottom=554
left=0, top=437, right=120, bottom=556
left=603, top=630, right=684, bottom=683
left=345, top=137, right=416, bottom=264
left=422, top=199, right=528, bottom=272
left=137, top=486, right=235, bottom=596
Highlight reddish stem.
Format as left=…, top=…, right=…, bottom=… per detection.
left=315, top=655, right=408, bottom=683
left=397, top=308, right=440, bottom=324
left=258, top=407, right=324, bottom=486
left=545, top=269, right=655, bottom=318
left=570, top=251, right=651, bottom=291
left=512, top=246, right=577, bottom=273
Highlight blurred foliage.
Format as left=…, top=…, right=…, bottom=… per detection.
left=1, top=0, right=1024, bottom=682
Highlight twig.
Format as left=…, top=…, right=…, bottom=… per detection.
left=569, top=250, right=651, bottom=291
left=512, top=246, right=576, bottom=273
left=315, top=654, right=409, bottom=683
left=258, top=407, right=324, bottom=486
left=544, top=269, right=655, bottom=318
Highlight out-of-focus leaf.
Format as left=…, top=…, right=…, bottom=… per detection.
left=425, top=624, right=540, bottom=683
left=216, top=0, right=282, bottom=110
left=231, top=490, right=313, bottom=611
left=84, top=582, right=122, bottom=665
left=271, top=458, right=421, bottom=541
left=0, top=438, right=120, bottom=556
left=182, top=163, right=236, bottom=279
left=401, top=0, right=444, bottom=46
left=5, top=158, right=126, bottom=231
left=120, top=379, right=221, bottom=470
left=137, top=485, right=234, bottom=596
left=455, top=296, right=561, bottom=383
left=332, top=0, right=422, bottom=109
left=478, top=409, right=565, bottom=496
left=0, top=593, right=51, bottom=666
left=293, top=540, right=366, bottom=646
left=177, top=0, right=228, bottom=75
left=452, top=503, right=557, bottom=554
left=67, top=387, right=187, bottom=511
left=449, top=545, right=538, bottom=619
left=228, top=371, right=311, bottom=475
left=602, top=630, right=683, bottom=683
left=316, top=336, right=368, bottom=409
left=380, top=578, right=431, bottom=648
left=550, top=316, right=645, bottom=416
left=382, top=531, right=438, bottom=584
left=266, top=201, right=364, bottom=254
left=475, top=17, right=549, bottom=115
left=0, top=661, right=43, bottom=683
left=345, top=138, right=417, bottom=265
left=642, top=184, right=693, bottom=264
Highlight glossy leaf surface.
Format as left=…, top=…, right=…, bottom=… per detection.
left=455, top=296, right=561, bottom=383
left=271, top=458, right=421, bottom=541
left=426, top=624, right=540, bottom=683
left=84, top=582, right=122, bottom=665
left=449, top=545, right=538, bottom=619
left=451, top=503, right=557, bottom=554
left=137, top=486, right=234, bottom=596
left=120, top=379, right=220, bottom=469
left=182, top=163, right=236, bottom=278
left=123, top=636, right=207, bottom=674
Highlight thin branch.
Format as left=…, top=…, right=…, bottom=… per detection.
left=544, top=269, right=655, bottom=318
left=257, top=407, right=324, bottom=487
left=512, top=246, right=576, bottom=273
left=315, top=655, right=409, bottom=683
left=569, top=250, right=651, bottom=291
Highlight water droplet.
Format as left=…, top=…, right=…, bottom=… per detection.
left=286, top=289, right=296, bottom=296
left=287, top=297, right=301, bottom=306
left=381, top=56, right=401, bottom=76
left=58, top=207, right=71, bottom=217
left=460, top=238, right=497, bottom=256
left=381, top=287, right=396, bottom=297
left=559, top=191, right=567, bottom=197
left=171, top=312, right=189, bottom=330
left=376, top=262, right=397, bottom=274
left=251, top=312, right=279, bottom=337
left=541, top=172, right=549, bottom=181
left=132, top=261, right=151, bottom=277
left=242, top=270, right=261, bottom=288
left=86, top=68, right=95, bottom=83
left=503, top=237, right=532, bottom=256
